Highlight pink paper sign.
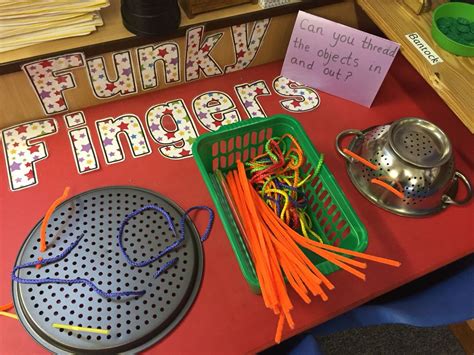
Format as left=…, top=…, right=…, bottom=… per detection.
left=282, top=11, right=400, bottom=107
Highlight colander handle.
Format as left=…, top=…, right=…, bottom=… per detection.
left=443, top=171, right=472, bottom=207
left=335, top=129, right=364, bottom=162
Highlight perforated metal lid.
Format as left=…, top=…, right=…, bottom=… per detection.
left=13, top=186, right=203, bottom=354
left=388, top=117, right=452, bottom=168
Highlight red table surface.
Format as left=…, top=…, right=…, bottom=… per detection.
left=0, top=57, right=473, bottom=355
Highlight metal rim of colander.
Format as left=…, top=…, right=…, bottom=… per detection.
left=388, top=117, right=452, bottom=168
left=12, top=186, right=204, bottom=354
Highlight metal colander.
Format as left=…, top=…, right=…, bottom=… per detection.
left=13, top=186, right=203, bottom=354
left=336, top=118, right=472, bottom=217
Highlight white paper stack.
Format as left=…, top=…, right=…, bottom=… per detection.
left=258, top=0, right=300, bottom=9
left=0, top=0, right=110, bottom=53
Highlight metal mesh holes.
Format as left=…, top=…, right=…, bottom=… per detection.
left=389, top=119, right=452, bottom=168
left=400, top=131, right=436, bottom=164
left=13, top=186, right=203, bottom=354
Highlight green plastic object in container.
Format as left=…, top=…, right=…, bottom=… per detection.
left=432, top=2, right=474, bottom=56
left=192, top=115, right=368, bottom=293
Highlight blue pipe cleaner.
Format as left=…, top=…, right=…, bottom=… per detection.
left=12, top=205, right=214, bottom=298
left=275, top=181, right=308, bottom=208
left=11, top=234, right=145, bottom=298
left=264, top=196, right=281, bottom=216
left=117, top=205, right=214, bottom=272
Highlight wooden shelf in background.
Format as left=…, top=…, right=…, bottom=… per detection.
left=450, top=321, right=474, bottom=354
left=0, top=0, right=339, bottom=74
left=357, top=0, right=474, bottom=133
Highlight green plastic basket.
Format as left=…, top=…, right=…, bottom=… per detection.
left=192, top=114, right=368, bottom=293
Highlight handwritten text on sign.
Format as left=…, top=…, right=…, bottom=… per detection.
left=282, top=12, right=400, bottom=107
